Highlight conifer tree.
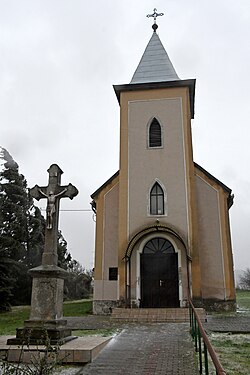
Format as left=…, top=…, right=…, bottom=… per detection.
left=0, top=148, right=44, bottom=306
left=0, top=147, right=88, bottom=308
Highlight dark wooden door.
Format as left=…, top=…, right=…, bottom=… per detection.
left=140, top=238, right=179, bottom=308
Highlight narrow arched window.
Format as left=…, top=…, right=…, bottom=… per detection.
left=149, top=118, right=162, bottom=147
left=150, top=182, right=164, bottom=215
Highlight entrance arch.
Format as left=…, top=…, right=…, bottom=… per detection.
left=140, top=237, right=179, bottom=308
left=123, top=224, right=190, bottom=308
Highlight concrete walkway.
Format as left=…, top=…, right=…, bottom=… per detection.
left=81, top=323, right=198, bottom=375
left=2, top=314, right=248, bottom=374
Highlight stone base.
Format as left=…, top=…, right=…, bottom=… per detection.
left=193, top=298, right=236, bottom=312
left=2, top=336, right=111, bottom=364
left=93, top=300, right=118, bottom=315
left=7, top=321, right=76, bottom=345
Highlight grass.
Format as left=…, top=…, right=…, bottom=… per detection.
left=63, top=299, right=92, bottom=316
left=209, top=333, right=250, bottom=375
left=206, top=290, right=250, bottom=374
left=0, top=300, right=93, bottom=335
left=0, top=305, right=30, bottom=335
left=236, top=289, right=250, bottom=311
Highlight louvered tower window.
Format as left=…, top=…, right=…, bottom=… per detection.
left=150, top=182, right=164, bottom=215
left=149, top=118, right=162, bottom=147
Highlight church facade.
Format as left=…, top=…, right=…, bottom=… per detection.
left=91, top=28, right=236, bottom=314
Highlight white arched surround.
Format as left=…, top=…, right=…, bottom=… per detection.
left=147, top=178, right=168, bottom=217
left=130, top=232, right=186, bottom=307
left=146, top=116, right=164, bottom=149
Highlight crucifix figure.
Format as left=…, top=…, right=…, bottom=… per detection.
left=37, top=188, right=68, bottom=229
left=146, top=8, right=164, bottom=32
left=30, top=164, right=78, bottom=266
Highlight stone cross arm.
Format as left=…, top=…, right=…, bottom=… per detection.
left=30, top=183, right=78, bottom=201
left=29, top=164, right=78, bottom=231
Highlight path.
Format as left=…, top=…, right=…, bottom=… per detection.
left=80, top=323, right=198, bottom=375
left=2, top=314, right=249, bottom=374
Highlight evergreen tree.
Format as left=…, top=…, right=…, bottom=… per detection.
left=57, top=230, right=72, bottom=270
left=0, top=147, right=86, bottom=308
left=0, top=148, right=44, bottom=306
left=0, top=248, right=16, bottom=311
left=65, top=260, right=93, bottom=300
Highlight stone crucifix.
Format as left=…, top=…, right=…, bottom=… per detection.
left=30, top=164, right=78, bottom=267
left=7, top=165, right=78, bottom=345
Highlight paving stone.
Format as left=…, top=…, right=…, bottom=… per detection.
left=204, top=314, right=250, bottom=333
left=2, top=313, right=247, bottom=374
left=80, top=323, right=199, bottom=375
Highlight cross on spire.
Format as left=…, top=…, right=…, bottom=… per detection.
left=146, top=8, right=164, bottom=32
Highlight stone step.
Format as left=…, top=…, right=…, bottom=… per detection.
left=111, top=308, right=206, bottom=323
left=0, top=336, right=111, bottom=364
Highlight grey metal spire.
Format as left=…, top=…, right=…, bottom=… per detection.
left=130, top=32, right=179, bottom=84
left=130, top=12, right=179, bottom=85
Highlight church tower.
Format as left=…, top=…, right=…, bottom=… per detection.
left=91, top=13, right=235, bottom=313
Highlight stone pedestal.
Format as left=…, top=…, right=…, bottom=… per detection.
left=7, top=265, right=76, bottom=345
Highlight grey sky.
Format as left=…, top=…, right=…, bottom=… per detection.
left=1, top=1, right=249, bottom=271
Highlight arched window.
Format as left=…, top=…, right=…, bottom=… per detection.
left=150, top=182, right=164, bottom=215
left=143, top=238, right=175, bottom=254
left=149, top=118, right=162, bottom=147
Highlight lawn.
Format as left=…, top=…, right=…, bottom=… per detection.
left=63, top=299, right=92, bottom=316
left=0, top=300, right=93, bottom=335
left=236, top=289, right=250, bottom=311
left=207, top=289, right=250, bottom=375
left=209, top=333, right=250, bottom=375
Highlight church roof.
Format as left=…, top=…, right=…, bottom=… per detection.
left=113, top=29, right=196, bottom=118
left=194, top=162, right=234, bottom=208
left=91, top=164, right=234, bottom=208
left=91, top=171, right=119, bottom=199
left=130, top=31, right=179, bottom=84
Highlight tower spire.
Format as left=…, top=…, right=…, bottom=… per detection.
left=146, top=8, right=164, bottom=32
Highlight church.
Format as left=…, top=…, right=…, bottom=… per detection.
left=91, top=16, right=236, bottom=314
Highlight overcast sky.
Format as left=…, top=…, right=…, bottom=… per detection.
left=1, top=1, right=249, bottom=271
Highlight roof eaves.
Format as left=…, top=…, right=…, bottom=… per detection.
left=91, top=170, right=119, bottom=199
left=194, top=162, right=234, bottom=209
left=194, top=162, right=232, bottom=194
left=113, top=79, right=196, bottom=118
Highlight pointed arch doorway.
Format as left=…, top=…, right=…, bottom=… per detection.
left=140, top=237, right=179, bottom=308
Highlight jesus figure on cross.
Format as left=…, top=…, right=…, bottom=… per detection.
left=38, top=188, right=68, bottom=229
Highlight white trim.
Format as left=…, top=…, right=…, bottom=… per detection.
left=196, top=173, right=226, bottom=298
left=103, top=182, right=119, bottom=282
left=147, top=116, right=164, bottom=149
left=180, top=97, right=190, bottom=250
left=217, top=193, right=227, bottom=299
left=196, top=174, right=219, bottom=192
left=127, top=106, right=131, bottom=241
left=147, top=178, right=168, bottom=217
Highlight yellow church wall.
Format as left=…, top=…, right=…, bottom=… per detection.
left=195, top=174, right=225, bottom=299
left=219, top=191, right=236, bottom=300
left=118, top=87, right=197, bottom=300
left=195, top=168, right=235, bottom=302
left=93, top=176, right=119, bottom=302
left=181, top=90, right=201, bottom=300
